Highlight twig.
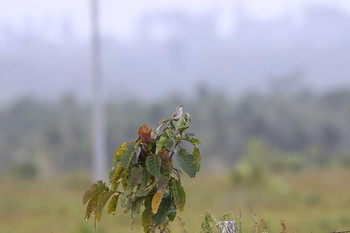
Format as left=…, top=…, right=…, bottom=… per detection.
left=250, top=209, right=258, bottom=233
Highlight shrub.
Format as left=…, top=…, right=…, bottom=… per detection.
left=82, top=107, right=201, bottom=232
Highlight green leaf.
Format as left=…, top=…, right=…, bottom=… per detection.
left=120, top=142, right=136, bottom=169
left=170, top=178, right=186, bottom=212
left=175, top=113, right=191, bottom=131
left=137, top=180, right=157, bottom=197
left=201, top=211, right=217, bottom=233
left=107, top=193, right=120, bottom=215
left=140, top=168, right=151, bottom=189
left=156, top=136, right=167, bottom=154
left=159, top=117, right=171, bottom=125
left=82, top=180, right=106, bottom=205
left=193, top=147, right=201, bottom=172
left=165, top=138, right=174, bottom=150
left=131, top=166, right=143, bottom=186
left=96, top=190, right=115, bottom=222
left=125, top=166, right=137, bottom=190
left=167, top=204, right=177, bottom=222
left=146, top=155, right=161, bottom=178
left=131, top=197, right=144, bottom=220
left=161, top=152, right=173, bottom=175
left=85, top=196, right=98, bottom=220
left=153, top=190, right=172, bottom=225
left=142, top=196, right=153, bottom=232
left=175, top=148, right=197, bottom=178
left=109, top=166, right=124, bottom=190
left=183, top=133, right=202, bottom=145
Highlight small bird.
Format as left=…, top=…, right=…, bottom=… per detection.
left=171, top=105, right=183, bottom=120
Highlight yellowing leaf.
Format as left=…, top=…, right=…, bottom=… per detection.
left=107, top=193, right=120, bottom=215
left=85, top=196, right=98, bottom=220
left=95, top=190, right=115, bottom=222
left=151, top=188, right=165, bottom=214
left=120, top=142, right=136, bottom=169
left=113, top=142, right=129, bottom=164
left=82, top=180, right=106, bottom=205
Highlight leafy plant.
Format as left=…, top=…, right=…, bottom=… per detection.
left=200, top=209, right=272, bottom=233
left=201, top=211, right=237, bottom=233
left=82, top=108, right=201, bottom=232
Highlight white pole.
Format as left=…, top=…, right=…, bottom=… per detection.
left=90, top=0, right=107, bottom=180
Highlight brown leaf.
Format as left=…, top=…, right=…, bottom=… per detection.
left=138, top=124, right=152, bottom=144
left=151, top=187, right=165, bottom=214
left=161, top=152, right=172, bottom=174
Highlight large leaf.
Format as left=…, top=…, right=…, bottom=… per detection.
left=142, top=196, right=153, bottom=232
left=107, top=193, right=120, bottom=215
left=175, top=113, right=191, bottom=131
left=82, top=180, right=106, bottom=205
left=193, top=147, right=201, bottom=172
left=161, top=152, right=173, bottom=175
left=170, top=178, right=186, bottom=212
left=156, top=136, right=167, bottom=154
left=96, top=190, right=115, bottom=222
left=183, top=133, right=202, bottom=146
left=146, top=155, right=161, bottom=178
left=151, top=187, right=165, bottom=214
left=109, top=165, right=124, bottom=190
left=165, top=138, right=175, bottom=150
left=120, top=142, right=136, bottom=169
left=175, top=148, right=197, bottom=178
left=153, top=190, right=172, bottom=225
left=167, top=204, right=177, bottom=222
left=140, top=168, right=151, bottom=189
left=131, top=166, right=143, bottom=186
left=85, top=196, right=98, bottom=220
left=113, top=142, right=129, bottom=164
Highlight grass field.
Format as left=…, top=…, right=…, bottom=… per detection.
left=0, top=167, right=349, bottom=233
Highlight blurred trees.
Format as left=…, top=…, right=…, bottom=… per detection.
left=1, top=87, right=350, bottom=176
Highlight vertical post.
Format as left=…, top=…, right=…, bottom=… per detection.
left=90, top=0, right=107, bottom=180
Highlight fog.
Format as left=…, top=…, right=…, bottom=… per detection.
left=1, top=1, right=350, bottom=105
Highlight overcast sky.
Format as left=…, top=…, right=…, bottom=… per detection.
left=1, top=0, right=350, bottom=39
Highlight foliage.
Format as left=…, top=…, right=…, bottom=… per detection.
left=200, top=211, right=236, bottom=233
left=200, top=209, right=291, bottom=233
left=82, top=109, right=201, bottom=232
left=2, top=168, right=350, bottom=233
left=12, top=161, right=38, bottom=179
left=3, top=88, right=350, bottom=174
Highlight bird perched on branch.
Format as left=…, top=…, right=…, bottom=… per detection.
left=171, top=105, right=183, bottom=120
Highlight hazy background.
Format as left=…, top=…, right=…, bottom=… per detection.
left=2, top=0, right=350, bottom=104
left=1, top=0, right=350, bottom=232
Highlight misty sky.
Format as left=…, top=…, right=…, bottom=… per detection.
left=1, top=0, right=350, bottom=104
left=1, top=0, right=350, bottom=38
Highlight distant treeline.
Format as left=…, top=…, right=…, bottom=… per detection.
left=1, top=87, right=350, bottom=174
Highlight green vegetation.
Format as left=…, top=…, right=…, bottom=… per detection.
left=1, top=88, right=350, bottom=176
left=1, top=88, right=350, bottom=232
left=83, top=110, right=201, bottom=232
left=0, top=168, right=349, bottom=232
